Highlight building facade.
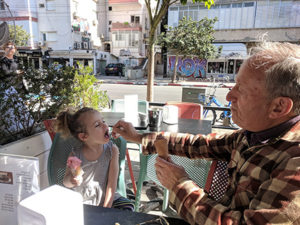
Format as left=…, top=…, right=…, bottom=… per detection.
left=99, top=0, right=150, bottom=66
left=0, top=0, right=119, bottom=74
left=167, top=0, right=300, bottom=80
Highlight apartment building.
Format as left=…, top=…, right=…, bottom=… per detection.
left=0, top=0, right=118, bottom=74
left=167, top=0, right=300, bottom=80
left=0, top=0, right=42, bottom=67
left=99, top=0, right=150, bottom=66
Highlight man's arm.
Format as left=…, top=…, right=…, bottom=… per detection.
left=142, top=131, right=238, bottom=161
left=156, top=150, right=300, bottom=224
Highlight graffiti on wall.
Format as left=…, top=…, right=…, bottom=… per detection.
left=168, top=56, right=207, bottom=78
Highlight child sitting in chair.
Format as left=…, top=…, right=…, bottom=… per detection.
left=55, top=107, right=134, bottom=211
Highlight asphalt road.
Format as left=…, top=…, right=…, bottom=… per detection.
left=100, top=83, right=231, bottom=106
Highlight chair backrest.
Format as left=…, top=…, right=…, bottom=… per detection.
left=204, top=160, right=229, bottom=201
left=47, top=134, right=127, bottom=197
left=144, top=154, right=211, bottom=189
left=166, top=102, right=203, bottom=120
left=43, top=119, right=56, bottom=141
left=111, top=99, right=149, bottom=114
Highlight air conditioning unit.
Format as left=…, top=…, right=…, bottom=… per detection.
left=39, top=3, right=45, bottom=8
left=38, top=41, right=45, bottom=47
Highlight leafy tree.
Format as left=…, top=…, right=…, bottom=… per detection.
left=145, top=0, right=214, bottom=101
left=158, top=16, right=219, bottom=83
left=71, top=64, right=110, bottom=109
left=8, top=24, right=30, bottom=46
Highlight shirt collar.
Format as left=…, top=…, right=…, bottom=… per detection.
left=244, top=115, right=300, bottom=146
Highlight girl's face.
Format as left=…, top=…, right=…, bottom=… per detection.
left=80, top=111, right=110, bottom=144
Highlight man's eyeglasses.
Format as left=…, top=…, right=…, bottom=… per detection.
left=6, top=46, right=15, bottom=50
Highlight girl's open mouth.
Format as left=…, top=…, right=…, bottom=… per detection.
left=104, top=130, right=110, bottom=139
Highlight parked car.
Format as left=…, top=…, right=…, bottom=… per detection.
left=105, top=63, right=125, bottom=76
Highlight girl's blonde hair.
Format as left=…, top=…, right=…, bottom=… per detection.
left=55, top=107, right=96, bottom=139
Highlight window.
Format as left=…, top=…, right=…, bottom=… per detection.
left=207, top=62, right=225, bottom=74
left=0, top=1, right=5, bottom=10
left=46, top=0, right=55, bottom=11
left=42, top=32, right=57, bottom=42
left=244, top=2, right=254, bottom=7
left=131, top=16, right=135, bottom=23
left=108, top=27, right=111, bottom=32
left=108, top=6, right=112, bottom=11
left=109, top=20, right=112, bottom=25
left=135, top=16, right=140, bottom=24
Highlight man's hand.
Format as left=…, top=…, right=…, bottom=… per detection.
left=112, top=120, right=142, bottom=143
left=155, top=156, right=189, bottom=190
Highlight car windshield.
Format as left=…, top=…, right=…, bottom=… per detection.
left=107, top=64, right=115, bottom=68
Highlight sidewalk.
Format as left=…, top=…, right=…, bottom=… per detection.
left=96, top=74, right=235, bottom=88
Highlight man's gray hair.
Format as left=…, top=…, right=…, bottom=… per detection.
left=248, top=41, right=300, bottom=114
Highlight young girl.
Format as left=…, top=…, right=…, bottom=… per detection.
left=55, top=107, right=134, bottom=211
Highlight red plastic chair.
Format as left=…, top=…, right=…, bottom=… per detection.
left=43, top=119, right=56, bottom=141
left=166, top=102, right=203, bottom=120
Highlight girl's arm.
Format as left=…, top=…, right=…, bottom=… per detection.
left=103, top=144, right=119, bottom=208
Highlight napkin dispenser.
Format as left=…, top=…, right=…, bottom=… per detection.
left=163, top=105, right=178, bottom=124
left=18, top=185, right=84, bottom=225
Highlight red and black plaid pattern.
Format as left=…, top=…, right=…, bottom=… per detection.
left=142, top=121, right=300, bottom=225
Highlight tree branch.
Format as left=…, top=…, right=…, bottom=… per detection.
left=145, top=0, right=153, bottom=24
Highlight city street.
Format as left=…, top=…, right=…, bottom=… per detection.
left=100, top=83, right=231, bottom=106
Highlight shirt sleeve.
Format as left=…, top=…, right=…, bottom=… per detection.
left=168, top=155, right=300, bottom=225
left=141, top=131, right=300, bottom=224
left=141, top=130, right=240, bottom=162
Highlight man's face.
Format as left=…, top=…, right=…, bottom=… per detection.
left=226, top=62, right=272, bottom=132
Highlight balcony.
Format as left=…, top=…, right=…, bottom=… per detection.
left=108, top=0, right=138, bottom=3
left=111, top=22, right=142, bottom=32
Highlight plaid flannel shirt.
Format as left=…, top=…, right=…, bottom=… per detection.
left=141, top=121, right=300, bottom=225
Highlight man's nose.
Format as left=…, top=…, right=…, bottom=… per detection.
left=226, top=87, right=235, bottom=102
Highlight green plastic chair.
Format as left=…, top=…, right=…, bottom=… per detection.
left=135, top=153, right=212, bottom=212
left=47, top=133, right=127, bottom=198
left=134, top=102, right=210, bottom=212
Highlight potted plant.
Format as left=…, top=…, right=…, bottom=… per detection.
left=0, top=64, right=109, bottom=188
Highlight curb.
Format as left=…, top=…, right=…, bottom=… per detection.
left=98, top=80, right=234, bottom=89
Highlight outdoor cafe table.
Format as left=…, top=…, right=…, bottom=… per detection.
left=102, top=111, right=212, bottom=135
left=84, top=204, right=190, bottom=225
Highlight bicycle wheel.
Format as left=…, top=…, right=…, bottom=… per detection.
left=203, top=109, right=216, bottom=125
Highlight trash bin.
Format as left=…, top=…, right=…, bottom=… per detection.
left=182, top=87, right=206, bottom=105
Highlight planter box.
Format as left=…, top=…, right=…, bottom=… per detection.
left=0, top=131, right=52, bottom=190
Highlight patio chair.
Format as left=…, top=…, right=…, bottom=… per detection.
left=167, top=102, right=229, bottom=201
left=111, top=99, right=149, bottom=196
left=135, top=102, right=211, bottom=212
left=47, top=133, right=128, bottom=198
left=166, top=101, right=203, bottom=119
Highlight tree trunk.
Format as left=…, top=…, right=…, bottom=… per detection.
left=146, top=32, right=155, bottom=102
left=171, top=54, right=179, bottom=83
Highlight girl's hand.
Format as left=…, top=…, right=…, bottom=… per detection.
left=70, top=174, right=83, bottom=186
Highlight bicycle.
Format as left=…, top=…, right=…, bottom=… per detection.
left=198, top=83, right=235, bottom=127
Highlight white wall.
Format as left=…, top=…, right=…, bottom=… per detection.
left=1, top=0, right=39, bottom=47
left=37, top=0, right=100, bottom=51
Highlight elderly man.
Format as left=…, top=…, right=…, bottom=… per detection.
left=112, top=41, right=300, bottom=224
